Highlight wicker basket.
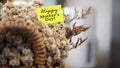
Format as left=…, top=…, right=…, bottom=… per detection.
left=0, top=22, right=46, bottom=68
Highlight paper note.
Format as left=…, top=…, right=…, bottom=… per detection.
left=36, top=5, right=64, bottom=24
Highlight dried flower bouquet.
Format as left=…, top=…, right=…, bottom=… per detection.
left=0, top=0, right=90, bottom=68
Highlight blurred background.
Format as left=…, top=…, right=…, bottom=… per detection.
left=0, top=0, right=120, bottom=68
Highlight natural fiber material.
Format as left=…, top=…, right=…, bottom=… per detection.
left=0, top=21, right=46, bottom=67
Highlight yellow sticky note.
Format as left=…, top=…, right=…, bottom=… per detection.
left=36, top=5, right=64, bottom=24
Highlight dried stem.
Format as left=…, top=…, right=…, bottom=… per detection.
left=78, top=7, right=91, bottom=19
left=69, top=37, right=88, bottom=50
left=64, top=7, right=91, bottom=23
left=65, top=22, right=89, bottom=39
left=64, top=8, right=78, bottom=23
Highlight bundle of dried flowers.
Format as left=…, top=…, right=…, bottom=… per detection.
left=0, top=0, right=90, bottom=68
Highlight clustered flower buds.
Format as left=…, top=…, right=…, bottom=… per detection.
left=0, top=0, right=90, bottom=68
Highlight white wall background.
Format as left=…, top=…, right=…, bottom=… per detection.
left=44, top=0, right=56, bottom=6
left=66, top=0, right=112, bottom=68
